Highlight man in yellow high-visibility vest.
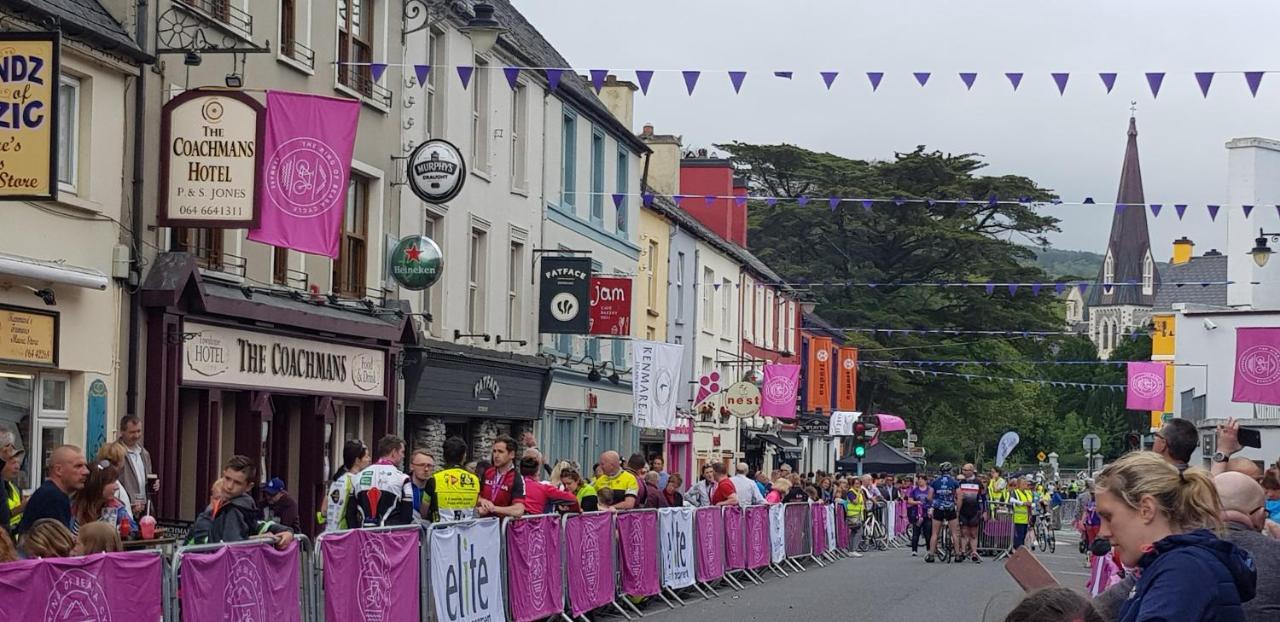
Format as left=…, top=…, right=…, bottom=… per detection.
left=1010, top=476, right=1035, bottom=550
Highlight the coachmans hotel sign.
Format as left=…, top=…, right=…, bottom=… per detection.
left=0, top=32, right=59, bottom=200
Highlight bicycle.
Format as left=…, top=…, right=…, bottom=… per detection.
left=934, top=520, right=955, bottom=563
left=1034, top=510, right=1056, bottom=554
left=857, top=504, right=889, bottom=552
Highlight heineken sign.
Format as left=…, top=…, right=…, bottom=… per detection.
left=389, top=235, right=444, bottom=290
left=407, top=139, right=466, bottom=204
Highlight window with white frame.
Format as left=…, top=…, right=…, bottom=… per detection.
left=426, top=28, right=444, bottom=137
left=337, top=0, right=376, bottom=97
left=279, top=0, right=314, bottom=68
left=743, top=280, right=753, bottom=341
left=1142, top=253, right=1154, bottom=295
left=702, top=267, right=714, bottom=329
left=755, top=286, right=764, bottom=340
left=0, top=372, right=68, bottom=492
left=764, top=289, right=774, bottom=348
left=333, top=174, right=370, bottom=297
left=507, top=239, right=524, bottom=340
left=777, top=297, right=787, bottom=350
left=471, top=55, right=491, bottom=173
left=423, top=212, right=444, bottom=336
left=57, top=76, right=79, bottom=192
left=1103, top=251, right=1115, bottom=286
left=511, top=82, right=528, bottom=190
left=468, top=227, right=487, bottom=332
left=646, top=240, right=658, bottom=311
left=561, top=112, right=576, bottom=209
left=615, top=149, right=628, bottom=233
left=721, top=278, right=732, bottom=336
left=590, top=130, right=605, bottom=224
left=675, top=252, right=685, bottom=322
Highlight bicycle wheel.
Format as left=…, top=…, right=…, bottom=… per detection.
left=1048, top=529, right=1056, bottom=554
left=939, top=526, right=951, bottom=563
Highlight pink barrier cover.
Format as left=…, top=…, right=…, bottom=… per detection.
left=894, top=501, right=909, bottom=536
left=744, top=505, right=771, bottom=570
left=180, top=542, right=301, bottom=622
left=783, top=503, right=809, bottom=558
left=723, top=505, right=746, bottom=570
left=694, top=507, right=725, bottom=583
left=321, top=528, right=419, bottom=622
left=0, top=551, right=163, bottom=619
left=506, top=515, right=565, bottom=622
left=566, top=512, right=616, bottom=617
left=616, top=511, right=660, bottom=597
left=811, top=504, right=828, bottom=555
left=834, top=506, right=851, bottom=550
left=985, top=517, right=1014, bottom=538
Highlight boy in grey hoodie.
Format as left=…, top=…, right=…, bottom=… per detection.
left=188, top=455, right=294, bottom=549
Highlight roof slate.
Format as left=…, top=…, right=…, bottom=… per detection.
left=1153, top=255, right=1229, bottom=310
left=6, top=0, right=148, bottom=61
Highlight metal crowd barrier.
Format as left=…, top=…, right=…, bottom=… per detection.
left=169, top=534, right=314, bottom=622
left=781, top=502, right=818, bottom=571
left=313, top=524, right=422, bottom=622
left=978, top=502, right=1016, bottom=560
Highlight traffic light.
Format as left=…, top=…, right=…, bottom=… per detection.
left=853, top=422, right=867, bottom=458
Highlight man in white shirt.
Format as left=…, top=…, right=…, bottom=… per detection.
left=117, top=415, right=155, bottom=516
left=731, top=462, right=765, bottom=506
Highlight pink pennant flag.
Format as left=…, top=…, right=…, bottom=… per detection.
left=1126, top=362, right=1167, bottom=411
left=249, top=91, right=360, bottom=258
left=1233, top=327, right=1280, bottom=405
left=761, top=364, right=801, bottom=420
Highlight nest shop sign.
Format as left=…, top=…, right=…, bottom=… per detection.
left=182, top=322, right=384, bottom=398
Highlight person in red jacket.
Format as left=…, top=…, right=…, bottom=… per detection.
left=518, top=457, right=579, bottom=514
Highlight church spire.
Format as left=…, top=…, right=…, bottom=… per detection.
left=1089, top=114, right=1159, bottom=308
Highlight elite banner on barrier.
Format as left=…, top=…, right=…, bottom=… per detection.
left=694, top=506, right=725, bottom=583
left=724, top=505, right=746, bottom=570
left=616, top=511, right=661, bottom=597
left=566, top=512, right=616, bottom=617
left=810, top=503, right=828, bottom=555
left=429, top=519, right=506, bottom=622
left=746, top=505, right=772, bottom=569
left=784, top=503, right=809, bottom=558
left=768, top=503, right=787, bottom=563
left=0, top=551, right=163, bottom=619
left=659, top=506, right=696, bottom=589
left=506, top=515, right=564, bottom=622
left=180, top=542, right=302, bottom=622
left=321, top=528, right=419, bottom=622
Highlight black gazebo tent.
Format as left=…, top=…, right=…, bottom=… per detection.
left=835, top=441, right=924, bottom=474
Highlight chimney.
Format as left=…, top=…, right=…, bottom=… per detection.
left=641, top=123, right=654, bottom=138
left=733, top=176, right=749, bottom=246
left=638, top=123, right=682, bottom=197
left=1172, top=237, right=1194, bottom=265
left=598, top=74, right=638, bottom=130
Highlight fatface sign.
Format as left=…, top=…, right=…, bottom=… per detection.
left=538, top=256, right=591, bottom=334
left=389, top=235, right=444, bottom=290
left=408, top=139, right=466, bottom=204
left=182, top=322, right=384, bottom=398
left=159, top=89, right=264, bottom=227
left=588, top=276, right=631, bottom=335
left=0, top=32, right=59, bottom=200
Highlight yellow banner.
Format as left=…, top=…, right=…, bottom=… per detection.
left=0, top=33, right=59, bottom=199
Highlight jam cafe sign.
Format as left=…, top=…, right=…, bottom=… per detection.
left=159, top=89, right=265, bottom=228
left=0, top=32, right=59, bottom=200
left=181, top=322, right=384, bottom=398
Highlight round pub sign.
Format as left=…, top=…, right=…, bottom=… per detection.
left=390, top=235, right=444, bottom=290
left=724, top=381, right=762, bottom=418
left=407, top=139, right=466, bottom=204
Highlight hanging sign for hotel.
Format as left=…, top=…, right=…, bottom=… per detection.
left=0, top=32, right=59, bottom=201
left=538, top=256, right=592, bottom=334
left=724, top=381, right=761, bottom=418
left=181, top=322, right=384, bottom=398
left=407, top=139, right=466, bottom=204
left=589, top=276, right=632, bottom=335
left=0, top=305, right=57, bottom=366
left=159, top=89, right=265, bottom=228
left=389, top=235, right=444, bottom=290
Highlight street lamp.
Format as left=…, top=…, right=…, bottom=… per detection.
left=461, top=3, right=505, bottom=55
left=1249, top=228, right=1280, bottom=268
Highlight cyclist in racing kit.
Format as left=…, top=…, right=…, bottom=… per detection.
left=926, top=462, right=960, bottom=563
left=956, top=463, right=983, bottom=563
left=348, top=435, right=415, bottom=528
left=425, top=436, right=481, bottom=522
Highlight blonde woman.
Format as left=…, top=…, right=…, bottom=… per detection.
left=96, top=442, right=135, bottom=518
left=18, top=518, right=75, bottom=558
left=1095, top=452, right=1255, bottom=622
left=765, top=479, right=790, bottom=505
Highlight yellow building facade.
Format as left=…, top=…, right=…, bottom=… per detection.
left=637, top=207, right=671, bottom=342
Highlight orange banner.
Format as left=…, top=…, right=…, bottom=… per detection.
left=836, top=347, right=858, bottom=411
left=807, top=336, right=833, bottom=413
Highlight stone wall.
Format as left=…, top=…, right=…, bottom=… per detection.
left=410, top=416, right=446, bottom=461
left=410, top=417, right=531, bottom=465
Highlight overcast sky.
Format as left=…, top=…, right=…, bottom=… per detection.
left=510, top=0, right=1280, bottom=258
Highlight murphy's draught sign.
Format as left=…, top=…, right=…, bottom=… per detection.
left=538, top=256, right=591, bottom=334
left=408, top=139, right=466, bottom=204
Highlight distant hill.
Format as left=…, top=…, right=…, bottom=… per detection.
left=1026, top=248, right=1104, bottom=280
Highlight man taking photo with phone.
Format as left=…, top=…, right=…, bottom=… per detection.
left=1213, top=417, right=1263, bottom=478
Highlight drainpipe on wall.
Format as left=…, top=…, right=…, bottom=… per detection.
left=126, top=0, right=149, bottom=417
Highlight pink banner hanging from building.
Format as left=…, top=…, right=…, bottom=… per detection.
left=0, top=551, right=163, bottom=618
left=694, top=507, right=725, bottom=583
left=616, top=511, right=661, bottom=597
left=506, top=515, right=565, bottom=622
left=180, top=542, right=302, bottom=622
left=723, top=505, right=746, bottom=570
left=761, top=364, right=801, bottom=419
left=320, top=528, right=419, bottom=622
left=1126, top=361, right=1168, bottom=410
left=566, top=512, right=616, bottom=617
left=247, top=91, right=360, bottom=258
left=1233, top=327, right=1280, bottom=405
left=744, top=505, right=771, bottom=570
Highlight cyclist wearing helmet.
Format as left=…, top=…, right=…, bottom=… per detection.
left=926, top=462, right=961, bottom=563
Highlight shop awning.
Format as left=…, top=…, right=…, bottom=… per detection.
left=755, top=433, right=802, bottom=454
left=0, top=251, right=108, bottom=290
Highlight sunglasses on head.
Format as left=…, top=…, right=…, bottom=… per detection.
left=93, top=459, right=111, bottom=470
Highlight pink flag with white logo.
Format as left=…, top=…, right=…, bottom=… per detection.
left=1233, top=327, right=1280, bottom=405
left=1126, top=361, right=1167, bottom=410
left=760, top=364, right=801, bottom=419
left=248, top=91, right=360, bottom=258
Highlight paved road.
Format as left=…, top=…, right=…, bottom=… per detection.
left=632, top=529, right=1091, bottom=622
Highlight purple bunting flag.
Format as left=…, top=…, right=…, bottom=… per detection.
left=960, top=72, right=978, bottom=90
left=612, top=194, right=625, bottom=208
left=1208, top=204, right=1221, bottom=221
left=867, top=72, right=884, bottom=91
left=1052, top=72, right=1070, bottom=95
left=704, top=195, right=716, bottom=206
left=1175, top=204, right=1188, bottom=220
left=914, top=72, right=931, bottom=87
left=590, top=69, right=609, bottom=94
left=894, top=197, right=905, bottom=206
left=370, top=63, right=388, bottom=82
left=1115, top=203, right=1127, bottom=214
left=457, top=65, right=474, bottom=89
left=1195, top=72, right=1215, bottom=97
left=1146, top=72, right=1165, bottom=98
left=729, top=71, right=747, bottom=93
left=683, top=71, right=701, bottom=95
left=1245, top=72, right=1265, bottom=97
left=1031, top=283, right=1043, bottom=296
left=547, top=68, right=565, bottom=91
left=1077, top=283, right=1089, bottom=295
left=821, top=71, right=839, bottom=89
left=1008, top=283, right=1020, bottom=296
left=414, top=65, right=431, bottom=86
left=797, top=195, right=810, bottom=207
left=1054, top=282, right=1067, bottom=295
left=774, top=71, right=793, bottom=79
left=635, top=70, right=653, bottom=95
left=642, top=193, right=654, bottom=207
left=1243, top=205, right=1254, bottom=218
left=673, top=194, right=686, bottom=206
left=1099, top=72, right=1118, bottom=93
left=1083, top=197, right=1096, bottom=204
left=734, top=195, right=748, bottom=207
left=862, top=199, right=874, bottom=212
left=1006, top=72, right=1024, bottom=91
left=1150, top=204, right=1162, bottom=218
left=829, top=196, right=841, bottom=210
left=766, top=197, right=778, bottom=207
left=984, top=283, right=996, bottom=295
left=503, top=66, right=521, bottom=89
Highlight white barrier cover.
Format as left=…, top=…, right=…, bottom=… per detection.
left=659, top=506, right=696, bottom=589
left=768, top=503, right=786, bottom=563
left=825, top=505, right=838, bottom=553
left=430, top=518, right=507, bottom=622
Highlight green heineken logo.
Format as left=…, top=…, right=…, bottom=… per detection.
left=390, top=235, right=443, bottom=290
